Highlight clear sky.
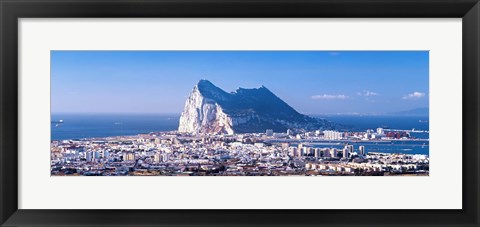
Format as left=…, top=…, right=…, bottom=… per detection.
left=51, top=51, right=429, bottom=115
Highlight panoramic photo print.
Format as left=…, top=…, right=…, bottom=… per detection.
left=51, top=51, right=429, bottom=176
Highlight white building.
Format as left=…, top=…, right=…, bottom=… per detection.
left=287, top=129, right=293, bottom=136
left=377, top=128, right=384, bottom=134
left=323, top=130, right=343, bottom=140
left=123, top=152, right=135, bottom=161
left=343, top=148, right=348, bottom=158
left=330, top=148, right=337, bottom=158
left=359, top=145, right=365, bottom=156
left=347, top=145, right=354, bottom=156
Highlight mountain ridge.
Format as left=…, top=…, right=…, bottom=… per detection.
left=178, top=80, right=335, bottom=134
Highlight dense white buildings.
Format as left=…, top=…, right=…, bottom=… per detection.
left=50, top=128, right=429, bottom=176
left=323, top=130, right=343, bottom=140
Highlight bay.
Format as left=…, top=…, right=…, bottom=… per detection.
left=51, top=113, right=179, bottom=140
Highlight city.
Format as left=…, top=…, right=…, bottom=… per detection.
left=51, top=127, right=429, bottom=176
left=50, top=51, right=430, bottom=177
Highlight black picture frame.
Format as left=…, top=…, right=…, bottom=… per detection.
left=1, top=0, right=479, bottom=226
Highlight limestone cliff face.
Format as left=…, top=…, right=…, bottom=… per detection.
left=178, top=80, right=333, bottom=134
left=178, top=83, right=235, bottom=134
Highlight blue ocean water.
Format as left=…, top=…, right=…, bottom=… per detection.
left=51, top=114, right=429, bottom=155
left=51, top=113, right=180, bottom=140
left=51, top=114, right=429, bottom=143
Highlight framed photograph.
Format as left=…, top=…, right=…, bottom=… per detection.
left=1, top=0, right=479, bottom=226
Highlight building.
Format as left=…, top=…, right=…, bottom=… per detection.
left=153, top=138, right=162, bottom=144
left=377, top=128, right=384, bottom=134
left=289, top=147, right=297, bottom=157
left=254, top=142, right=264, bottom=148
left=286, top=129, right=293, bottom=136
left=343, top=147, right=349, bottom=158
left=100, top=150, right=109, bottom=159
left=347, top=145, right=354, bottom=156
left=123, top=152, right=135, bottom=161
left=85, top=151, right=93, bottom=162
left=330, top=148, right=337, bottom=158
left=273, top=133, right=287, bottom=138
left=298, top=143, right=303, bottom=150
left=266, top=129, right=274, bottom=137
left=154, top=152, right=161, bottom=163
left=323, top=130, right=343, bottom=140
left=322, top=149, right=330, bottom=158
left=359, top=146, right=365, bottom=156
left=303, top=147, right=310, bottom=156
left=162, top=153, right=170, bottom=162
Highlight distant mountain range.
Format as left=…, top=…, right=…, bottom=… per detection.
left=178, top=80, right=336, bottom=134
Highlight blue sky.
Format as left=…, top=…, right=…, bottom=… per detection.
left=51, top=51, right=429, bottom=115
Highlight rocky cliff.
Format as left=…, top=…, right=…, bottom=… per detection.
left=178, top=80, right=333, bottom=134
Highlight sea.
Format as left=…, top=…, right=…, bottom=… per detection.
left=51, top=113, right=429, bottom=155
left=51, top=113, right=180, bottom=141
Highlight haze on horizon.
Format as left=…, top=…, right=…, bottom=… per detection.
left=51, top=51, right=429, bottom=115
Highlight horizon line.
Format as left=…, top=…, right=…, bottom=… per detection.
left=51, top=112, right=429, bottom=116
